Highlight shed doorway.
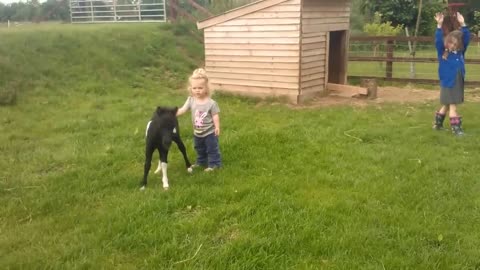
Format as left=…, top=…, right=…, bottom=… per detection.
left=328, top=30, right=348, bottom=85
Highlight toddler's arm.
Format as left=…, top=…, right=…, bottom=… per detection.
left=177, top=107, right=187, bottom=116
left=176, top=97, right=191, bottom=116
left=213, top=114, right=220, bottom=137
left=211, top=101, right=221, bottom=136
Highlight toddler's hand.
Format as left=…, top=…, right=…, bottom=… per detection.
left=215, top=127, right=220, bottom=137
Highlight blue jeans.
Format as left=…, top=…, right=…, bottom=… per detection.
left=194, top=133, right=222, bottom=168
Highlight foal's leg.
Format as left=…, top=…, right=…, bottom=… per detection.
left=158, top=146, right=170, bottom=190
left=173, top=136, right=193, bottom=173
left=154, top=159, right=162, bottom=174
left=141, top=143, right=155, bottom=191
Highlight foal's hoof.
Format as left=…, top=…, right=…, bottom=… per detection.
left=187, top=167, right=193, bottom=173
left=140, top=186, right=146, bottom=191
left=163, top=186, right=169, bottom=191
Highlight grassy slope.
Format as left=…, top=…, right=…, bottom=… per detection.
left=1, top=24, right=480, bottom=269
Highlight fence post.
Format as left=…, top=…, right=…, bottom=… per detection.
left=90, top=0, right=94, bottom=22
left=113, top=0, right=117, bottom=21
left=361, top=78, right=378, bottom=99
left=138, top=0, right=142, bottom=21
left=386, top=39, right=394, bottom=80
left=169, top=0, right=178, bottom=22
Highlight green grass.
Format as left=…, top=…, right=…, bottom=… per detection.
left=2, top=24, right=480, bottom=269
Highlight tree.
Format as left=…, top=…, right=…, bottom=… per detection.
left=40, top=0, right=70, bottom=21
left=458, top=0, right=480, bottom=9
left=206, top=0, right=254, bottom=14
left=471, top=11, right=480, bottom=36
left=0, top=0, right=70, bottom=22
left=408, top=0, right=424, bottom=79
left=461, top=1, right=480, bottom=34
left=363, top=12, right=403, bottom=60
left=350, top=0, right=367, bottom=35
left=0, top=3, right=5, bottom=21
left=360, top=0, right=443, bottom=36
left=11, top=2, right=34, bottom=21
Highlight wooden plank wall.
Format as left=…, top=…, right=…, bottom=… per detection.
left=300, top=32, right=327, bottom=95
left=302, top=0, right=351, bottom=33
left=203, top=0, right=301, bottom=99
left=300, top=0, right=351, bottom=96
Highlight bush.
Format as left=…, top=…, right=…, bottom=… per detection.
left=472, top=11, right=480, bottom=36
left=363, top=12, right=403, bottom=36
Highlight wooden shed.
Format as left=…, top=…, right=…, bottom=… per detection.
left=197, top=0, right=352, bottom=103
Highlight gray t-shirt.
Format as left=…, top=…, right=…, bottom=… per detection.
left=181, top=97, right=220, bottom=137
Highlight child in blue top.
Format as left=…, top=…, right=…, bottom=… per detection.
left=433, top=12, right=470, bottom=136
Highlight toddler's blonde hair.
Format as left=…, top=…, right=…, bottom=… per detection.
left=188, top=68, right=211, bottom=96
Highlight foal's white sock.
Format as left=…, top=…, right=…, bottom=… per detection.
left=161, top=162, right=169, bottom=189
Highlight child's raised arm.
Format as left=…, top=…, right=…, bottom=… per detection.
left=434, top=13, right=445, bottom=57
left=457, top=12, right=471, bottom=52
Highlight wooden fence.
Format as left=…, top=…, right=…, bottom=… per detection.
left=348, top=35, right=480, bottom=86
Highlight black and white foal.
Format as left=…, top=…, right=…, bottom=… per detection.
left=142, top=107, right=193, bottom=191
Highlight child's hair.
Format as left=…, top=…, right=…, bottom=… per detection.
left=442, top=30, right=464, bottom=60
left=188, top=68, right=211, bottom=96
left=442, top=13, right=461, bottom=36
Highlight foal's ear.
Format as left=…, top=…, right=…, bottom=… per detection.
left=173, top=106, right=178, bottom=115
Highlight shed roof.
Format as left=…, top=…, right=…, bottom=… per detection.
left=197, top=0, right=290, bottom=30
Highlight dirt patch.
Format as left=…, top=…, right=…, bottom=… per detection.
left=297, top=86, right=480, bottom=108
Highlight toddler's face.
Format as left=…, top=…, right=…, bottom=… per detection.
left=191, top=78, right=208, bottom=98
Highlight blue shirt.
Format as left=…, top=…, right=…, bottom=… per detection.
left=436, top=27, right=471, bottom=88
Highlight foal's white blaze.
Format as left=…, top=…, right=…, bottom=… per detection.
left=161, top=162, right=169, bottom=190
left=154, top=160, right=162, bottom=174
left=145, top=121, right=152, bottom=137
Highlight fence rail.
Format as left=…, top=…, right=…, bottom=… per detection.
left=348, top=35, right=480, bottom=86
left=350, top=36, right=480, bottom=42
left=69, top=0, right=167, bottom=23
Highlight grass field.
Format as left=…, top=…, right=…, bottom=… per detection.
left=1, top=23, right=480, bottom=269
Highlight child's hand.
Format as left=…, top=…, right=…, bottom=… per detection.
left=456, top=12, right=466, bottom=26
left=212, top=114, right=220, bottom=137
left=435, top=12, right=444, bottom=27
left=176, top=107, right=187, bottom=117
